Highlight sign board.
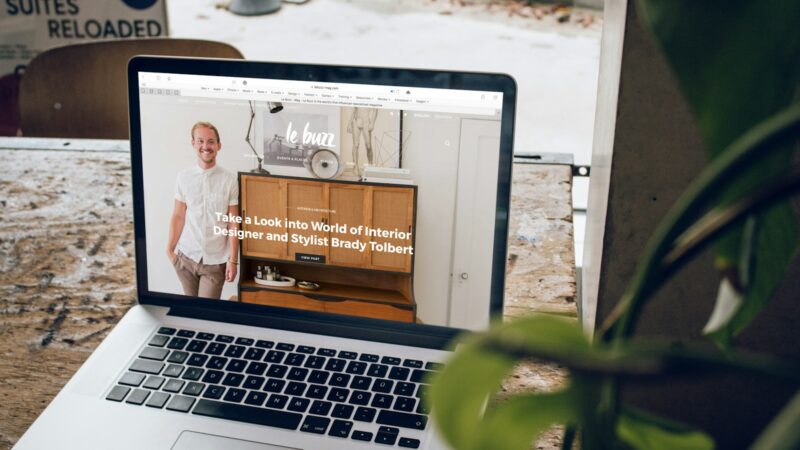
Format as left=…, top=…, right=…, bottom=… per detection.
left=0, top=0, right=168, bottom=134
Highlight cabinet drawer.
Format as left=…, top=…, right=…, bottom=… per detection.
left=240, top=289, right=414, bottom=323
left=240, top=290, right=325, bottom=312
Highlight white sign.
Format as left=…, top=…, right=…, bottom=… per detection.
left=0, top=0, right=169, bottom=76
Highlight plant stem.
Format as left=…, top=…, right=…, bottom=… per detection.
left=599, top=104, right=800, bottom=342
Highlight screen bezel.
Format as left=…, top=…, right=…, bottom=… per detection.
left=128, top=56, right=516, bottom=349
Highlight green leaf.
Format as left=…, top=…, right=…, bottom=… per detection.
left=636, top=0, right=800, bottom=344
left=430, top=315, right=587, bottom=450
left=750, top=390, right=800, bottom=450
left=474, top=391, right=577, bottom=450
left=617, top=406, right=715, bottom=450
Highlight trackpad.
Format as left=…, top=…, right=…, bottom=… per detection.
left=172, top=431, right=301, bottom=450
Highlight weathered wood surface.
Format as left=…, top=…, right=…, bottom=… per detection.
left=0, top=142, right=575, bottom=449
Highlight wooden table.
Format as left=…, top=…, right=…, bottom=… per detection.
left=0, top=138, right=576, bottom=449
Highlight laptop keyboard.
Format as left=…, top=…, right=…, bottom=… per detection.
left=106, top=327, right=442, bottom=448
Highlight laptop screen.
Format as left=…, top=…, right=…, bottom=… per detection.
left=135, top=70, right=507, bottom=331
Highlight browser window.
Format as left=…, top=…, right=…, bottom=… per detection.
left=138, top=72, right=503, bottom=330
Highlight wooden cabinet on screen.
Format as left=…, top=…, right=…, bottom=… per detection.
left=237, top=173, right=418, bottom=323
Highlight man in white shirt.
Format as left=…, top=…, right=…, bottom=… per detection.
left=167, top=121, right=239, bottom=299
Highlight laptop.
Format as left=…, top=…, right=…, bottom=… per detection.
left=14, top=57, right=516, bottom=449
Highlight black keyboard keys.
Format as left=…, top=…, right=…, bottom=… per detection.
left=375, top=426, right=399, bottom=445
left=352, top=430, right=373, bottom=441
left=328, top=419, right=353, bottom=438
left=399, top=437, right=421, bottom=448
left=223, top=388, right=246, bottom=403
left=193, top=399, right=302, bottom=430
left=300, top=415, right=329, bottom=434
left=354, top=406, right=377, bottom=422
left=309, top=400, right=332, bottom=416
left=331, top=404, right=354, bottom=419
left=376, top=410, right=428, bottom=430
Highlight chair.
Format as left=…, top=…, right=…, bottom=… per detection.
left=18, top=38, right=244, bottom=139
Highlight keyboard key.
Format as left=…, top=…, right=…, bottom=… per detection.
left=202, top=370, right=224, bottom=384
left=304, top=356, right=325, bottom=369
left=224, top=345, right=245, bottom=358
left=205, top=343, right=226, bottom=355
left=193, top=399, right=302, bottom=429
left=226, top=359, right=248, bottom=373
left=166, top=337, right=189, bottom=350
left=203, top=385, right=225, bottom=400
left=266, top=394, right=289, bottom=409
left=338, top=351, right=357, bottom=360
left=394, top=382, right=415, bottom=396
left=267, top=365, right=288, bottom=378
left=359, top=353, right=379, bottom=363
left=368, top=364, right=388, bottom=378
left=351, top=376, right=372, bottom=391
left=425, top=362, right=443, bottom=371
left=287, top=397, right=310, bottom=413
left=287, top=367, right=308, bottom=381
left=106, top=385, right=130, bottom=402
left=166, top=395, right=196, bottom=412
left=245, top=362, right=268, bottom=375
left=148, top=334, right=169, bottom=347
left=389, top=367, right=410, bottom=381
left=415, top=384, right=429, bottom=400
left=244, top=391, right=267, bottom=406
left=372, top=379, right=394, bottom=393
left=394, top=396, right=416, bottom=412
left=243, top=376, right=265, bottom=391
left=223, top=388, right=246, bottom=403
left=410, top=370, right=434, bottom=383
left=182, top=367, right=203, bottom=381
left=326, top=359, right=347, bottom=372
left=317, top=348, right=336, bottom=357
left=403, top=359, right=423, bottom=369
left=307, top=385, right=328, bottom=399
left=215, top=335, right=234, bottom=343
left=285, top=353, right=305, bottom=366
left=381, top=356, right=401, bottom=366
left=222, top=373, right=244, bottom=387
left=331, top=404, right=354, bottom=419
left=330, top=373, right=350, bottom=387
left=265, top=351, right=285, bottom=363
left=183, top=382, right=205, bottom=396
left=206, top=356, right=227, bottom=370
left=372, top=394, right=393, bottom=409
left=235, top=337, right=254, bottom=346
left=186, top=340, right=207, bottom=353
left=177, top=329, right=195, bottom=338
left=163, top=379, right=185, bottom=393
left=327, top=388, right=349, bottom=403
left=354, top=406, right=377, bottom=422
left=297, top=345, right=315, bottom=354
left=244, top=348, right=265, bottom=361
left=376, top=431, right=398, bottom=445
left=300, top=415, right=329, bottom=434
left=350, top=390, right=372, bottom=406
left=163, top=364, right=184, bottom=378
left=143, top=376, right=165, bottom=390
left=129, top=359, right=164, bottom=375
left=255, top=340, right=274, bottom=349
left=125, top=389, right=150, bottom=405
left=276, top=343, right=295, bottom=351
left=196, top=332, right=215, bottom=340
left=285, top=381, right=307, bottom=397
left=399, top=437, right=421, bottom=448
left=157, top=327, right=176, bottom=335
left=308, top=370, right=329, bottom=384
left=119, top=372, right=145, bottom=387
left=328, top=419, right=353, bottom=438
left=146, top=392, right=170, bottom=408
left=263, top=379, right=285, bottom=393
left=346, top=361, right=367, bottom=375
left=187, top=353, right=208, bottom=367
left=167, top=351, right=189, bottom=364
left=377, top=410, right=428, bottom=430
left=309, top=400, right=332, bottom=416
left=352, top=430, right=373, bottom=441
